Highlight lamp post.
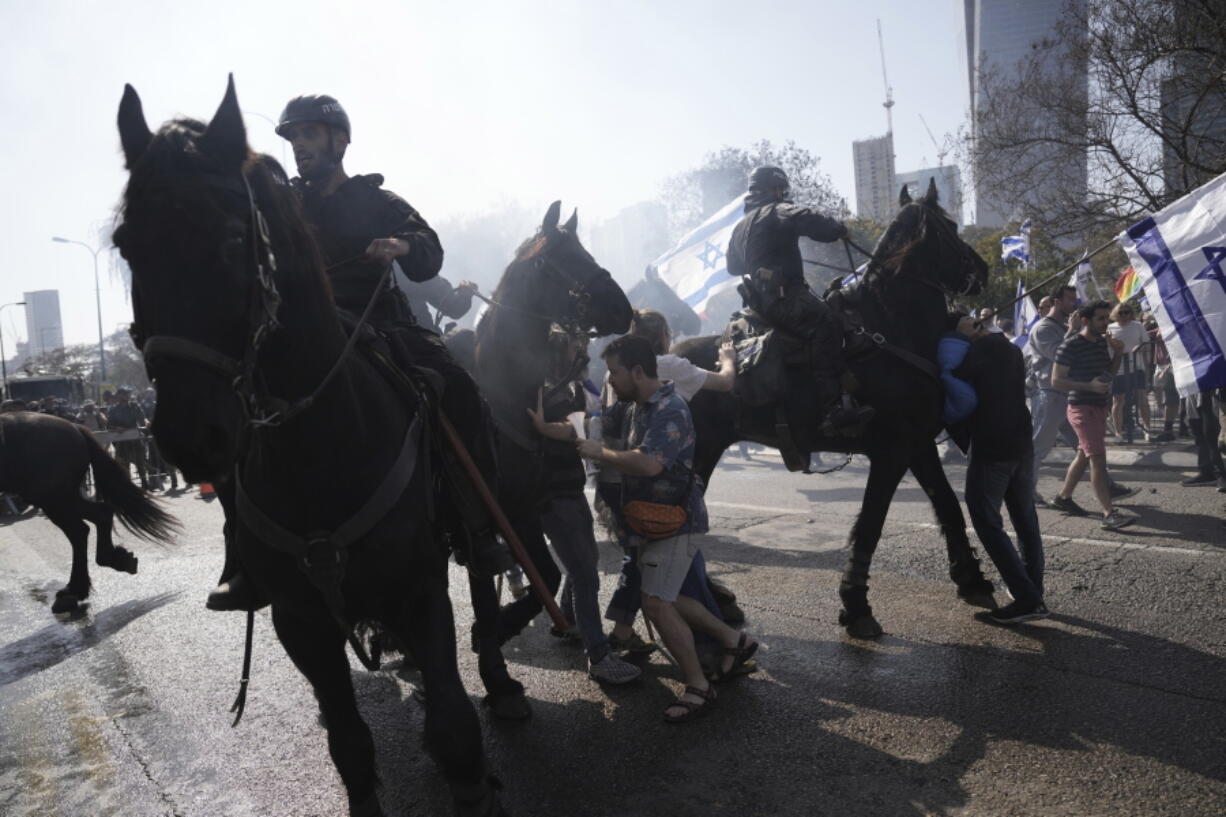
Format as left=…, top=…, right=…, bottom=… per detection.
left=0, top=300, right=26, bottom=400
left=51, top=237, right=106, bottom=388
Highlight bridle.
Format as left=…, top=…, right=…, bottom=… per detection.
left=472, top=236, right=611, bottom=338
left=128, top=170, right=382, bottom=436
left=857, top=205, right=982, bottom=299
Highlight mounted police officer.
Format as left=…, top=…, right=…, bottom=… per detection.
left=727, top=166, right=874, bottom=441
left=206, top=94, right=511, bottom=611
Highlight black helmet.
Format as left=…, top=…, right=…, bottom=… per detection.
left=748, top=166, right=790, bottom=194
left=276, top=95, right=351, bottom=140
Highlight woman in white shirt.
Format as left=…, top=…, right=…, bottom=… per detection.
left=1107, top=302, right=1153, bottom=440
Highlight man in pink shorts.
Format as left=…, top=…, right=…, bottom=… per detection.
left=1048, top=301, right=1137, bottom=530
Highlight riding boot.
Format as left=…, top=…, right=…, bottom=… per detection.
left=206, top=479, right=270, bottom=612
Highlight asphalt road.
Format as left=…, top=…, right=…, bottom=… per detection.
left=1, top=449, right=1223, bottom=817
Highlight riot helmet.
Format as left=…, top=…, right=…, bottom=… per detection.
left=276, top=94, right=351, bottom=182
left=747, top=166, right=791, bottom=201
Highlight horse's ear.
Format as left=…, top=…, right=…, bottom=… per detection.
left=563, top=208, right=578, bottom=233
left=645, top=265, right=659, bottom=282
left=924, top=177, right=940, bottom=204
left=542, top=200, right=562, bottom=236
left=899, top=184, right=912, bottom=206
left=201, top=74, right=248, bottom=168
left=117, top=84, right=152, bottom=169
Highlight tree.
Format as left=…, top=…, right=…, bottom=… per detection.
left=661, top=140, right=846, bottom=240
left=968, top=0, right=1226, bottom=240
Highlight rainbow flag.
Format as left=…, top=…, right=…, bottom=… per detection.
left=1114, top=266, right=1143, bottom=302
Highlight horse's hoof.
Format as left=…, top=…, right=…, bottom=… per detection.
left=99, top=548, right=139, bottom=575
left=483, top=690, right=532, bottom=722
left=959, top=590, right=998, bottom=610
left=52, top=591, right=81, bottom=614
left=839, top=609, right=884, bottom=639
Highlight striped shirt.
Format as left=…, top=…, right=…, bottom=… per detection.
left=1055, top=334, right=1112, bottom=407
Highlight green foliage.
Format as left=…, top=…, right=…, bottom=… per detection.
left=22, top=328, right=149, bottom=392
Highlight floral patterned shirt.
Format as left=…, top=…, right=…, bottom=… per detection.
left=617, top=381, right=708, bottom=537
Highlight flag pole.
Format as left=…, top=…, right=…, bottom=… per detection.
left=995, top=234, right=1119, bottom=313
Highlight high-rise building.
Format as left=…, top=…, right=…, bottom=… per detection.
left=852, top=132, right=896, bottom=224
left=1160, top=2, right=1226, bottom=197
left=895, top=165, right=963, bottom=225
left=23, top=290, right=63, bottom=359
left=963, top=0, right=1087, bottom=228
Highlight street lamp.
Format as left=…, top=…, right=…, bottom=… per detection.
left=51, top=237, right=106, bottom=388
left=0, top=300, right=26, bottom=400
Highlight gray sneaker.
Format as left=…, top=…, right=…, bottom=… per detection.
left=1101, top=509, right=1136, bottom=530
left=589, top=653, right=642, bottom=685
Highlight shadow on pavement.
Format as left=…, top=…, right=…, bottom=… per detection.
left=0, top=591, right=181, bottom=687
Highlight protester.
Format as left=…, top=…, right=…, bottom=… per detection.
left=1180, top=388, right=1226, bottom=490
left=526, top=330, right=642, bottom=685
left=579, top=335, right=757, bottom=722
left=1026, top=285, right=1080, bottom=504
left=627, top=309, right=735, bottom=400
left=996, top=317, right=1016, bottom=342
left=953, top=324, right=1047, bottom=623
left=76, top=399, right=106, bottom=431
left=1048, top=301, right=1137, bottom=529
left=1107, top=302, right=1153, bottom=441
left=1148, top=319, right=1179, bottom=442
left=107, top=387, right=150, bottom=491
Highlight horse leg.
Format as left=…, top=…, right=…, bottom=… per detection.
left=908, top=444, right=995, bottom=608
left=43, top=505, right=91, bottom=613
left=467, top=571, right=531, bottom=721
left=78, top=496, right=139, bottom=575
left=838, top=452, right=910, bottom=639
left=393, top=588, right=505, bottom=817
left=271, top=605, right=383, bottom=817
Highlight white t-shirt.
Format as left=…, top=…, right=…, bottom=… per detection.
left=655, top=354, right=712, bottom=402
left=1108, top=321, right=1145, bottom=355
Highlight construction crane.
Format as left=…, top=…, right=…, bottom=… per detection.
left=877, top=19, right=894, bottom=134
left=918, top=113, right=947, bottom=165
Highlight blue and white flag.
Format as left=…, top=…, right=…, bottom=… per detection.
left=1120, top=171, right=1226, bottom=397
left=840, top=261, right=870, bottom=288
left=1001, top=219, right=1031, bottom=265
left=1012, top=279, right=1041, bottom=348
left=1069, top=252, right=1102, bottom=304
left=654, top=195, right=744, bottom=314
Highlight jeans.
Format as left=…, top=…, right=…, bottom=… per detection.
left=965, top=452, right=1045, bottom=606
left=1031, top=389, right=1074, bottom=490
left=541, top=494, right=609, bottom=662
left=1188, top=393, right=1226, bottom=477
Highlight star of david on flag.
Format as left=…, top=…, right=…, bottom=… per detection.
left=653, top=195, right=744, bottom=314
left=1120, top=171, right=1226, bottom=397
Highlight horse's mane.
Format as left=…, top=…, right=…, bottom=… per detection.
left=475, top=230, right=552, bottom=347
left=115, top=118, right=329, bottom=306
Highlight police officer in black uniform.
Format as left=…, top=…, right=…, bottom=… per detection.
left=727, top=166, right=873, bottom=433
left=207, top=95, right=510, bottom=612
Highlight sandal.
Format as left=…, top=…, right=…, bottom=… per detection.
left=712, top=632, right=759, bottom=683
left=663, top=684, right=717, bottom=723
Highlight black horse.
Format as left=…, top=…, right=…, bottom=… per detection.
left=672, top=181, right=995, bottom=639
left=465, top=202, right=631, bottom=652
left=627, top=265, right=702, bottom=337
left=0, top=412, right=174, bottom=613
left=115, top=78, right=504, bottom=817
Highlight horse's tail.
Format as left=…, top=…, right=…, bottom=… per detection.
left=82, top=427, right=180, bottom=542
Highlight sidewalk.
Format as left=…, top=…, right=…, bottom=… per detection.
left=940, top=439, right=1201, bottom=470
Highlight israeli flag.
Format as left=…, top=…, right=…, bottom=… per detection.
left=1069, top=252, right=1102, bottom=303
left=1120, top=171, right=1226, bottom=397
left=840, top=261, right=870, bottom=289
left=1012, top=280, right=1041, bottom=348
left=1001, top=219, right=1031, bottom=265
left=654, top=195, right=744, bottom=314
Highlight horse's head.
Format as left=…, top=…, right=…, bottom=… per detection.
left=874, top=178, right=988, bottom=298
left=508, top=201, right=632, bottom=336
left=112, top=77, right=312, bottom=481
left=628, top=266, right=702, bottom=337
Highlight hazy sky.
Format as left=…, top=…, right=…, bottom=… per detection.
left=2, top=0, right=967, bottom=347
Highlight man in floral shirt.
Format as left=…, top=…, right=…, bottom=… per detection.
left=578, top=335, right=757, bottom=723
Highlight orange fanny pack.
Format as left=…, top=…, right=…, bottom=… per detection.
left=622, top=500, right=688, bottom=541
